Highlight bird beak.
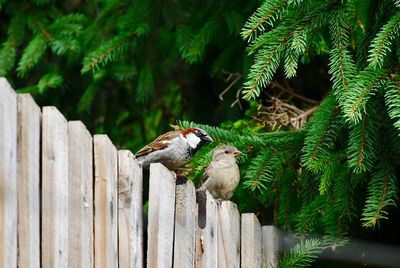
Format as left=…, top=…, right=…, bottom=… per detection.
left=203, top=135, right=213, bottom=142
left=231, top=150, right=242, bottom=157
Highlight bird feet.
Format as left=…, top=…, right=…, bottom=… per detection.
left=173, top=167, right=192, bottom=176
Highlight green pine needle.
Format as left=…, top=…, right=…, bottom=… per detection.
left=343, top=69, right=386, bottom=124
left=302, top=94, right=341, bottom=173
left=279, top=238, right=335, bottom=268
left=241, top=0, right=288, bottom=42
left=17, top=34, right=47, bottom=77
left=361, top=164, right=398, bottom=228
left=243, top=151, right=283, bottom=192
left=0, top=38, right=17, bottom=76
left=385, top=78, right=400, bottom=131
left=346, top=99, right=380, bottom=174
left=243, top=42, right=285, bottom=99
left=81, top=33, right=137, bottom=74
left=368, top=11, right=400, bottom=68
left=37, top=73, right=63, bottom=93
left=328, top=6, right=356, bottom=102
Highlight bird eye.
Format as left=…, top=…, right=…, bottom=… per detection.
left=224, top=150, right=229, bottom=154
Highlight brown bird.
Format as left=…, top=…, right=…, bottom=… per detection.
left=135, top=127, right=213, bottom=170
left=199, top=145, right=241, bottom=200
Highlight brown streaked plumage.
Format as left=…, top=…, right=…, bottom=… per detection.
left=135, top=128, right=213, bottom=170
left=200, top=145, right=241, bottom=200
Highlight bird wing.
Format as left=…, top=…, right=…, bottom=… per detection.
left=199, top=159, right=218, bottom=187
left=199, top=171, right=209, bottom=187
left=136, top=130, right=179, bottom=157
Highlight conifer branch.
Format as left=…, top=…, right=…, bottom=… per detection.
left=384, top=78, right=400, bottom=131
left=343, top=69, right=386, bottom=124
left=17, top=34, right=47, bottom=77
left=302, top=94, right=341, bottom=172
left=241, top=0, right=288, bottom=41
left=328, top=6, right=356, bottom=101
left=243, top=42, right=285, bottom=99
left=368, top=11, right=400, bottom=68
left=362, top=163, right=398, bottom=228
left=346, top=100, right=379, bottom=173
left=81, top=32, right=137, bottom=74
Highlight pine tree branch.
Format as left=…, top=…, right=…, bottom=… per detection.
left=356, top=116, right=366, bottom=168
left=243, top=43, right=285, bottom=99
left=368, top=11, right=400, bottom=68
left=241, top=0, right=289, bottom=41
left=82, top=32, right=137, bottom=74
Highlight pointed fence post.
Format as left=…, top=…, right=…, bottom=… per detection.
left=174, top=179, right=196, bottom=268
left=218, top=201, right=241, bottom=268
left=94, top=135, right=118, bottom=268
left=68, top=121, right=93, bottom=267
left=262, top=225, right=280, bottom=268
left=147, top=163, right=176, bottom=268
left=195, top=189, right=218, bottom=268
left=118, top=150, right=143, bottom=268
left=42, top=106, right=69, bottom=267
left=0, top=78, right=18, bottom=267
left=241, top=213, right=262, bottom=268
left=17, top=94, right=41, bottom=268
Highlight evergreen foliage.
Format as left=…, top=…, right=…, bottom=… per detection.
left=2, top=0, right=400, bottom=266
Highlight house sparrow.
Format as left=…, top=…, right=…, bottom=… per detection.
left=135, top=127, right=213, bottom=170
left=199, top=145, right=241, bottom=200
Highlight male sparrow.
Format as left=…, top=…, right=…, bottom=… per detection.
left=135, top=127, right=213, bottom=170
left=199, top=145, right=241, bottom=200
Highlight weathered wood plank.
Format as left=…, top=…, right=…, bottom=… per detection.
left=94, top=135, right=118, bottom=268
left=218, top=201, right=240, bottom=268
left=173, top=179, right=196, bottom=268
left=262, top=226, right=280, bottom=268
left=147, top=163, right=176, bottom=268
left=195, top=189, right=218, bottom=268
left=118, top=150, right=143, bottom=268
left=42, top=106, right=69, bottom=268
left=0, top=78, right=17, bottom=267
left=68, top=121, right=93, bottom=268
left=241, top=213, right=262, bottom=268
left=17, top=94, right=41, bottom=268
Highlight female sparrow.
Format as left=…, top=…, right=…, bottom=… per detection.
left=199, top=145, right=241, bottom=200
left=135, top=127, right=213, bottom=170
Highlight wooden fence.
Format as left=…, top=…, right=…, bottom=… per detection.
left=0, top=77, right=279, bottom=267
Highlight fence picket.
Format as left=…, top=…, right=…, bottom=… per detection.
left=0, top=78, right=17, bottom=267
left=17, top=94, right=41, bottom=268
left=94, top=135, right=118, bottom=268
left=118, top=150, right=143, bottom=268
left=68, top=121, right=93, bottom=267
left=262, top=225, right=280, bottom=268
left=174, top=179, right=196, bottom=268
left=0, top=78, right=290, bottom=268
left=218, top=201, right=241, bottom=268
left=241, top=213, right=262, bottom=268
left=42, top=106, right=69, bottom=268
left=195, top=189, right=218, bottom=268
left=147, top=163, right=176, bottom=268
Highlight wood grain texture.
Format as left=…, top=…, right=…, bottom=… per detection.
left=174, top=179, right=196, bottom=268
left=218, top=201, right=240, bottom=268
left=42, top=106, right=69, bottom=268
left=195, top=189, right=218, bottom=268
left=0, top=78, right=17, bottom=267
left=241, top=213, right=262, bottom=268
left=94, top=135, right=118, bottom=268
left=68, top=121, right=93, bottom=268
left=17, top=94, right=41, bottom=268
left=147, top=163, right=176, bottom=268
left=262, top=226, right=280, bottom=268
left=118, top=150, right=143, bottom=268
